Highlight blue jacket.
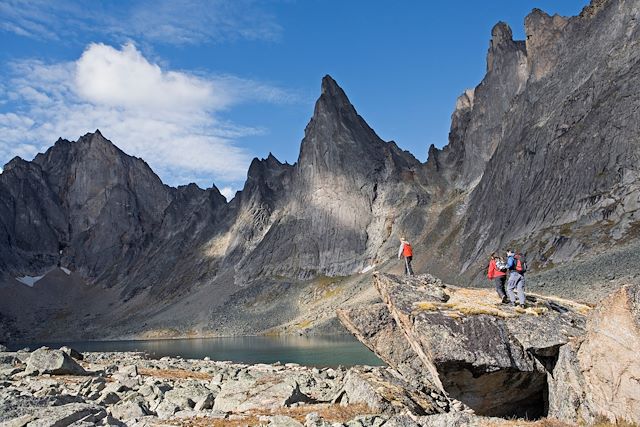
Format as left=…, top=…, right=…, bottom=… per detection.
left=507, top=255, right=516, bottom=271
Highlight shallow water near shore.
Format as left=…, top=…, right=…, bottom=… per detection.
left=6, top=335, right=384, bottom=367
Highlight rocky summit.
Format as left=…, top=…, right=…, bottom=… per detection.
left=1, top=0, right=640, bottom=344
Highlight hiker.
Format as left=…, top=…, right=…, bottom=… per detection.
left=398, top=237, right=414, bottom=276
left=506, top=250, right=527, bottom=308
left=487, top=252, right=508, bottom=303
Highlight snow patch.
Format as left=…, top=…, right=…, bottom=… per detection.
left=15, top=275, right=45, bottom=287
left=60, top=267, right=71, bottom=275
left=360, top=265, right=376, bottom=274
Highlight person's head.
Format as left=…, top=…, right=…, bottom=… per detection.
left=506, top=250, right=515, bottom=257
left=490, top=252, right=497, bottom=259
left=400, top=236, right=406, bottom=242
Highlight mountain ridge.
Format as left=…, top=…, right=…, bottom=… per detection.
left=2, top=0, right=640, bottom=341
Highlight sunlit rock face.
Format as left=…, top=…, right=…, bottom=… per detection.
left=235, top=75, right=429, bottom=282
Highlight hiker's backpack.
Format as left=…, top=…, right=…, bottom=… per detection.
left=495, top=259, right=508, bottom=272
left=515, top=254, right=528, bottom=273
left=403, top=243, right=413, bottom=257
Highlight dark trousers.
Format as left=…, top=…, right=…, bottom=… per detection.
left=494, top=276, right=507, bottom=299
left=404, top=256, right=414, bottom=276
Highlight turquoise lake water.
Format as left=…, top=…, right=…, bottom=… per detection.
left=6, top=335, right=384, bottom=367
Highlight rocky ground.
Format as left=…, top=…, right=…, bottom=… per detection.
left=526, top=239, right=640, bottom=304
left=0, top=346, right=442, bottom=427
left=0, top=345, right=587, bottom=427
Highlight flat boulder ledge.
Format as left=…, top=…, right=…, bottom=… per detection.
left=339, top=273, right=590, bottom=419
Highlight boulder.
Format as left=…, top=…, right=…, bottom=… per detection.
left=0, top=344, right=8, bottom=352
left=153, top=399, right=179, bottom=420
left=267, top=415, right=304, bottom=426
left=109, top=396, right=149, bottom=422
left=213, top=376, right=310, bottom=412
left=193, top=392, right=215, bottom=411
left=163, top=381, right=212, bottom=410
left=338, top=367, right=439, bottom=415
left=339, top=273, right=589, bottom=418
left=59, top=346, right=83, bottom=360
left=337, top=303, right=441, bottom=390
left=25, top=347, right=87, bottom=376
left=548, top=283, right=640, bottom=424
left=7, top=403, right=106, bottom=427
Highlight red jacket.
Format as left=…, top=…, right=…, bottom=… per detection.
left=487, top=259, right=506, bottom=279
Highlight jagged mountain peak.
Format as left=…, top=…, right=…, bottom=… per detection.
left=490, top=21, right=514, bottom=46
left=312, top=74, right=360, bottom=126
left=2, top=156, right=29, bottom=172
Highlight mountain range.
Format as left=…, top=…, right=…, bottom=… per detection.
left=1, top=0, right=639, bottom=341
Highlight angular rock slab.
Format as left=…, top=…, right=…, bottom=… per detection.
left=25, top=347, right=87, bottom=376
left=548, top=284, right=640, bottom=424
left=338, top=367, right=440, bottom=416
left=213, top=376, right=310, bottom=412
left=344, top=273, right=588, bottom=418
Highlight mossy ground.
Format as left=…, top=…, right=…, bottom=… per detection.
left=413, top=287, right=591, bottom=318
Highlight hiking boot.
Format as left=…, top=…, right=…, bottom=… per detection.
left=501, top=297, right=509, bottom=304
left=519, top=304, right=526, bottom=309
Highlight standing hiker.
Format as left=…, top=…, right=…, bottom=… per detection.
left=487, top=252, right=508, bottom=303
left=398, top=237, right=414, bottom=276
left=506, top=250, right=527, bottom=308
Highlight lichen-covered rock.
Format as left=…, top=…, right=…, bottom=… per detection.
left=548, top=283, right=640, bottom=424
left=339, top=367, right=439, bottom=416
left=25, top=347, right=87, bottom=376
left=213, top=377, right=310, bottom=412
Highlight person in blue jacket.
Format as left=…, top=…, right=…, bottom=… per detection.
left=506, top=250, right=526, bottom=308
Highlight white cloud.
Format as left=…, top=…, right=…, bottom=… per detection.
left=219, top=187, right=237, bottom=201
left=0, top=0, right=282, bottom=45
left=0, top=43, right=297, bottom=189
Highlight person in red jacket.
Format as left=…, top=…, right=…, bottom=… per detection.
left=487, top=252, right=508, bottom=303
left=398, top=237, right=414, bottom=276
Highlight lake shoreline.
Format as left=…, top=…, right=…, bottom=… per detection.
left=2, top=334, right=383, bottom=368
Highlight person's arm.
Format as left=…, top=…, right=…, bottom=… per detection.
left=398, top=242, right=404, bottom=258
left=488, top=260, right=495, bottom=279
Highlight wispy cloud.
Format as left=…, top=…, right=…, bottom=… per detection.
left=0, top=0, right=282, bottom=45
left=0, top=43, right=297, bottom=188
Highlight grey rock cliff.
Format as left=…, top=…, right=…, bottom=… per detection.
left=2, top=0, right=640, bottom=341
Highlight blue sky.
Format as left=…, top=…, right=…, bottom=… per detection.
left=0, top=0, right=588, bottom=198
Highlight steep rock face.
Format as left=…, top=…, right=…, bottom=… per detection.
left=0, top=131, right=229, bottom=297
left=233, top=76, right=430, bottom=280
left=548, top=283, right=640, bottom=424
left=31, top=131, right=175, bottom=280
left=425, top=22, right=528, bottom=190
left=458, top=0, right=640, bottom=271
left=0, top=158, right=67, bottom=273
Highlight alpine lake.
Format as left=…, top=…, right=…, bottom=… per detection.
left=6, top=335, right=384, bottom=368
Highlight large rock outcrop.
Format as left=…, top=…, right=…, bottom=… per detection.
left=339, top=273, right=589, bottom=418
left=340, top=273, right=640, bottom=424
